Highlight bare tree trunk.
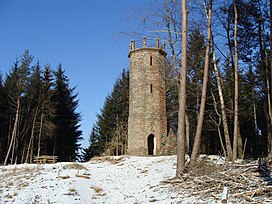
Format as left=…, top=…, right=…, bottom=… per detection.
left=11, top=132, right=16, bottom=164
left=21, top=141, right=27, bottom=163
left=269, top=0, right=272, bottom=153
left=176, top=0, right=188, bottom=177
left=237, top=124, right=243, bottom=158
left=164, top=0, right=190, bottom=156
left=25, top=108, right=38, bottom=163
left=37, top=112, right=44, bottom=157
left=232, top=0, right=239, bottom=161
left=265, top=51, right=272, bottom=152
left=253, top=95, right=259, bottom=156
left=190, top=0, right=213, bottom=166
left=211, top=38, right=233, bottom=160
left=185, top=113, right=190, bottom=152
left=8, top=116, right=12, bottom=145
left=53, top=134, right=57, bottom=156
left=211, top=90, right=227, bottom=158
left=4, top=97, right=20, bottom=165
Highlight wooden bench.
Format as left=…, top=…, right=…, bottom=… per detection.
left=33, top=155, right=58, bottom=164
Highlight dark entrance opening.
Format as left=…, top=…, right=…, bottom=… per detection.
left=148, top=134, right=155, bottom=155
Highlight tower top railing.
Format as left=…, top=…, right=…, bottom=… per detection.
left=130, top=37, right=165, bottom=51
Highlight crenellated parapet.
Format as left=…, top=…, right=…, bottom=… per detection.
left=128, top=37, right=167, bottom=156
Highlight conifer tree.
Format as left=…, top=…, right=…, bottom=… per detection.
left=4, top=51, right=32, bottom=164
left=84, top=69, right=129, bottom=158
left=0, top=72, right=9, bottom=163
left=39, top=65, right=56, bottom=156
left=82, top=125, right=101, bottom=161
left=97, top=69, right=129, bottom=155
left=52, top=64, right=82, bottom=162
left=23, top=62, right=43, bottom=163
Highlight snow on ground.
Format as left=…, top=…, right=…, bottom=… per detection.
left=0, top=155, right=190, bottom=204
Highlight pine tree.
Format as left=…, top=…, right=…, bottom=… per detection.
left=39, top=65, right=56, bottom=156
left=82, top=125, right=101, bottom=161
left=23, top=62, right=44, bottom=163
left=52, top=64, right=82, bottom=162
left=4, top=51, right=32, bottom=164
left=84, top=69, right=129, bottom=157
left=0, top=72, right=9, bottom=163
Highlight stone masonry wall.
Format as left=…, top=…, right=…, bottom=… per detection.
left=128, top=43, right=167, bottom=156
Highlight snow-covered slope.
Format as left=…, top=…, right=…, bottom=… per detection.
left=0, top=156, right=182, bottom=203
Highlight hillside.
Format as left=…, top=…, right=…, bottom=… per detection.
left=0, top=155, right=271, bottom=203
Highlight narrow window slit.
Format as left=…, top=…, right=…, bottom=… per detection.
left=150, top=56, right=153, bottom=65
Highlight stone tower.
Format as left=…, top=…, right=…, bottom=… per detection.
left=128, top=37, right=167, bottom=155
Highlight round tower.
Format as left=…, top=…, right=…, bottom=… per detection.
left=128, top=37, right=167, bottom=155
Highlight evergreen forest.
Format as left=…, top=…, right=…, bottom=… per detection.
left=0, top=50, right=82, bottom=164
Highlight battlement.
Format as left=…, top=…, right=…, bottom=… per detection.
left=129, top=37, right=166, bottom=51
left=129, top=37, right=166, bottom=58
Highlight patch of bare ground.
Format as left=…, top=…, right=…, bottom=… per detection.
left=62, top=163, right=86, bottom=170
left=90, top=156, right=128, bottom=164
left=162, top=157, right=272, bottom=203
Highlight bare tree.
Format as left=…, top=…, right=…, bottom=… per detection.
left=270, top=0, right=272, bottom=153
left=266, top=0, right=272, bottom=156
left=232, top=0, right=239, bottom=161
left=4, top=97, right=20, bottom=165
left=266, top=0, right=272, bottom=153
left=211, top=38, right=233, bottom=160
left=190, top=0, right=213, bottom=166
left=176, top=0, right=188, bottom=177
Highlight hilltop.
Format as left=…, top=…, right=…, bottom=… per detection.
left=0, top=155, right=271, bottom=203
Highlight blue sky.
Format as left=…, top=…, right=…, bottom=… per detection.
left=0, top=0, right=148, bottom=148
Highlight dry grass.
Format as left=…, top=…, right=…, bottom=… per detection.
left=91, top=185, right=106, bottom=196
left=64, top=187, right=78, bottom=196
left=91, top=156, right=127, bottom=164
left=0, top=165, right=38, bottom=197
left=7, top=181, right=14, bottom=187
left=62, top=163, right=86, bottom=170
left=141, top=168, right=149, bottom=173
left=4, top=194, right=13, bottom=199
left=68, top=187, right=77, bottom=192
left=18, top=181, right=29, bottom=189
left=0, top=166, right=37, bottom=179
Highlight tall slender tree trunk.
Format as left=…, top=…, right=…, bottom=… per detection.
left=11, top=132, right=17, bottom=164
left=269, top=0, right=272, bottom=153
left=37, top=112, right=44, bottom=157
left=266, top=47, right=272, bottom=153
left=176, top=0, right=188, bottom=177
left=185, top=113, right=190, bottom=152
left=233, top=0, right=239, bottom=161
left=25, top=108, right=38, bottom=163
left=4, top=97, right=20, bottom=165
left=253, top=95, right=259, bottom=156
left=21, top=141, right=27, bottom=164
left=211, top=90, right=227, bottom=158
left=53, top=134, right=57, bottom=156
left=263, top=0, right=272, bottom=161
left=190, top=0, right=213, bottom=166
left=211, top=38, right=233, bottom=160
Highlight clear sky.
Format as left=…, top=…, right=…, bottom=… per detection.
left=0, top=0, right=148, bottom=148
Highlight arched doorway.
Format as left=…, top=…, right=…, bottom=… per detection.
left=147, top=134, right=155, bottom=155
